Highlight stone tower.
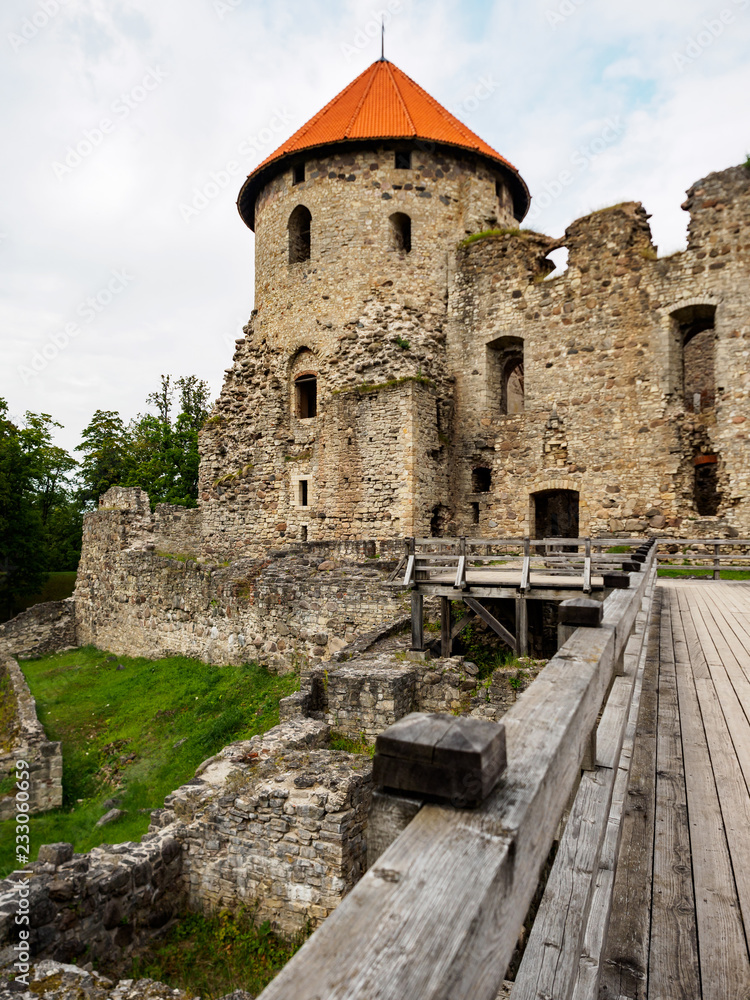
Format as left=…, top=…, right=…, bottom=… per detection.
left=199, top=59, right=530, bottom=556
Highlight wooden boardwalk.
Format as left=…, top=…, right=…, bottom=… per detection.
left=601, top=581, right=750, bottom=1000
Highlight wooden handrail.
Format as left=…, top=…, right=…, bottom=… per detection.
left=257, top=552, right=657, bottom=1000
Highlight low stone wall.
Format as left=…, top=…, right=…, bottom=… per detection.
left=0, top=647, right=62, bottom=821
left=151, top=718, right=371, bottom=934
left=0, top=601, right=77, bottom=660
left=0, top=831, right=185, bottom=973
left=74, top=488, right=407, bottom=672
left=282, top=652, right=546, bottom=739
left=0, top=960, right=201, bottom=1000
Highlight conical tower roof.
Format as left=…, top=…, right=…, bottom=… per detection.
left=238, top=59, right=528, bottom=229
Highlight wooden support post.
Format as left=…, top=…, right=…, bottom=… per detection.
left=440, top=596, right=452, bottom=658
left=714, top=542, right=721, bottom=580
left=583, top=537, right=592, bottom=593
left=410, top=592, right=424, bottom=651
left=516, top=595, right=529, bottom=657
left=521, top=536, right=531, bottom=592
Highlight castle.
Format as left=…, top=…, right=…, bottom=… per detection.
left=5, top=57, right=750, bottom=670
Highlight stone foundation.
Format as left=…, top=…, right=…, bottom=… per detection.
left=0, top=646, right=62, bottom=821
left=0, top=601, right=77, bottom=660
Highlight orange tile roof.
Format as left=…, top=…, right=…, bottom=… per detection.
left=251, top=59, right=518, bottom=176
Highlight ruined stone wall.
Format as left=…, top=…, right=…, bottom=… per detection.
left=281, top=652, right=544, bottom=740
left=0, top=833, right=185, bottom=972
left=74, top=489, right=407, bottom=670
left=151, top=718, right=370, bottom=934
left=0, top=646, right=62, bottom=820
left=0, top=600, right=76, bottom=660
left=446, top=164, right=750, bottom=538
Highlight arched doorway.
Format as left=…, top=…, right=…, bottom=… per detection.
left=533, top=489, right=580, bottom=540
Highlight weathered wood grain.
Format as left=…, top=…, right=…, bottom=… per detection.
left=670, top=587, right=750, bottom=1000
left=647, top=594, right=700, bottom=1000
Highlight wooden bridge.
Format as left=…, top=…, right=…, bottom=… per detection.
left=259, top=540, right=750, bottom=1000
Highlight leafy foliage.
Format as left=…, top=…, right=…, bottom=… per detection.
left=127, top=907, right=309, bottom=998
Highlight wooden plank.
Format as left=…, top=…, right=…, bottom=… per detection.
left=514, top=584, right=652, bottom=999
left=571, top=588, right=655, bottom=1000
left=411, top=591, right=424, bottom=650
left=464, top=597, right=517, bottom=653
left=670, top=587, right=750, bottom=1000
left=647, top=591, right=700, bottom=1000
left=598, top=590, right=660, bottom=1000
left=441, top=596, right=452, bottom=658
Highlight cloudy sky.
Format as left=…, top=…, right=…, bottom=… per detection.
left=2, top=0, right=749, bottom=453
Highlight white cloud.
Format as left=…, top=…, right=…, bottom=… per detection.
left=1, top=0, right=748, bottom=452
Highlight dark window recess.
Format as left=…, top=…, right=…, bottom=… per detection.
left=300, top=524, right=308, bottom=541
left=395, top=150, right=411, bottom=169
left=471, top=502, right=480, bottom=524
left=472, top=467, right=492, bottom=493
left=293, top=163, right=305, bottom=185
left=495, top=180, right=503, bottom=199
left=288, top=205, right=312, bottom=263
left=389, top=212, right=412, bottom=253
left=299, top=480, right=309, bottom=507
left=295, top=374, right=317, bottom=418
left=694, top=458, right=721, bottom=516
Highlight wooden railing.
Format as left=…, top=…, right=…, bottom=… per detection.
left=655, top=537, right=750, bottom=579
left=400, top=536, right=654, bottom=595
left=258, top=548, right=658, bottom=1000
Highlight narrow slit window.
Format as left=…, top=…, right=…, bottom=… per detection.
left=389, top=212, right=412, bottom=253
left=299, top=480, right=309, bottom=507
left=288, top=205, right=312, bottom=263
left=471, top=502, right=480, bottom=524
left=295, top=374, right=317, bottom=418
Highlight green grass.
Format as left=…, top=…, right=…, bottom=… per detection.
left=657, top=567, right=750, bottom=580
left=127, top=907, right=308, bottom=998
left=0, top=647, right=298, bottom=877
left=329, top=730, right=375, bottom=757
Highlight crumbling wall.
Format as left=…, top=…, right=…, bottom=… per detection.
left=151, top=718, right=370, bottom=933
left=74, top=488, right=406, bottom=670
left=0, top=646, right=62, bottom=820
left=0, top=601, right=77, bottom=660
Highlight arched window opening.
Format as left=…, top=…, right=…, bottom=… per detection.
left=389, top=212, right=412, bottom=253
left=670, top=303, right=716, bottom=412
left=472, top=467, right=492, bottom=493
left=295, top=373, right=317, bottom=418
left=487, top=336, right=524, bottom=414
left=288, top=205, right=311, bottom=264
left=694, top=455, right=721, bottom=516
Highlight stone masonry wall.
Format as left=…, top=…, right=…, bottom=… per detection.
left=0, top=601, right=77, bottom=660
left=150, top=718, right=371, bottom=934
left=74, top=488, right=406, bottom=671
left=0, top=646, right=62, bottom=821
left=0, top=832, right=185, bottom=973
left=281, top=651, right=544, bottom=740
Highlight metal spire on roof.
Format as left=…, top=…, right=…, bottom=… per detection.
left=381, top=17, right=385, bottom=60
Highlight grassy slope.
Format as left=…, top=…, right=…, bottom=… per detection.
left=657, top=567, right=750, bottom=579
left=0, top=646, right=298, bottom=877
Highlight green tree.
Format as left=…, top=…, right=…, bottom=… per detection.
left=75, top=410, right=132, bottom=509
left=0, top=401, right=48, bottom=617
